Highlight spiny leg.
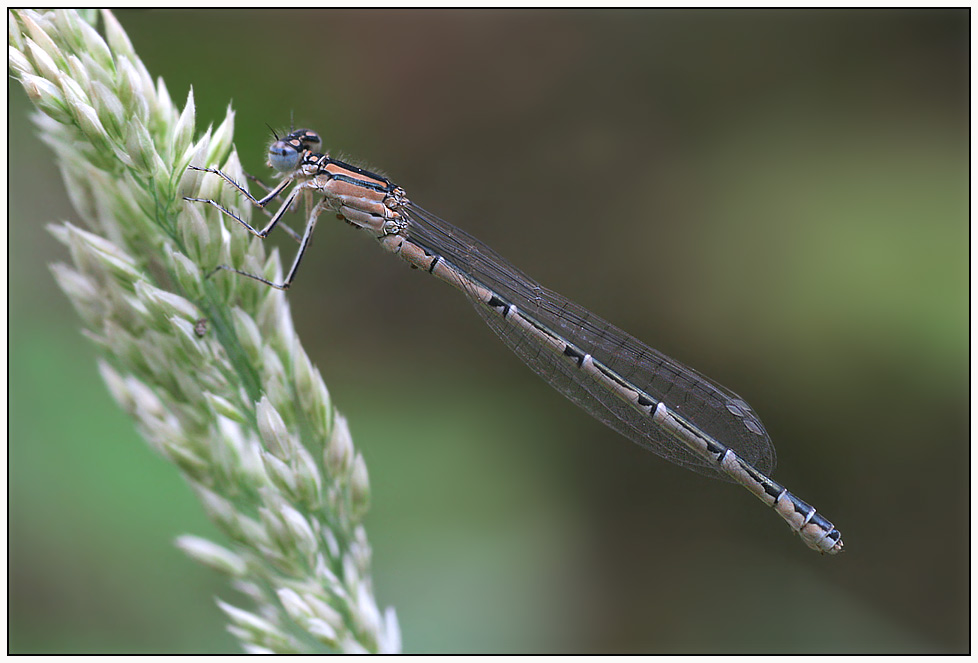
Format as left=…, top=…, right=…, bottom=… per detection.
left=244, top=172, right=309, bottom=242
left=186, top=185, right=298, bottom=239
left=188, top=164, right=292, bottom=207
left=185, top=165, right=303, bottom=242
left=241, top=170, right=300, bottom=230
left=207, top=198, right=327, bottom=291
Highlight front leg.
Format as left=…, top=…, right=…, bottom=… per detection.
left=188, top=165, right=293, bottom=207
left=185, top=165, right=304, bottom=242
left=206, top=196, right=329, bottom=291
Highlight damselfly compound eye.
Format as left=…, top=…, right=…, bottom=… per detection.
left=267, top=139, right=301, bottom=172
left=267, top=129, right=322, bottom=172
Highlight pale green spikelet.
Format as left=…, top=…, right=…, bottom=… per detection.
left=8, top=9, right=399, bottom=654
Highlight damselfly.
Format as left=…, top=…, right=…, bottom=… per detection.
left=186, top=128, right=844, bottom=554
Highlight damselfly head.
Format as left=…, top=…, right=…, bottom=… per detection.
left=267, top=129, right=323, bottom=173
left=296, top=129, right=322, bottom=152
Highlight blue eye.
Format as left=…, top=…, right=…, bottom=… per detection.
left=267, top=140, right=301, bottom=172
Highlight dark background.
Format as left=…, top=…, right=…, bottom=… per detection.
left=9, top=9, right=968, bottom=653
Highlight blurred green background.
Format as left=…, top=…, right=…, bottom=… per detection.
left=9, top=9, right=968, bottom=654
